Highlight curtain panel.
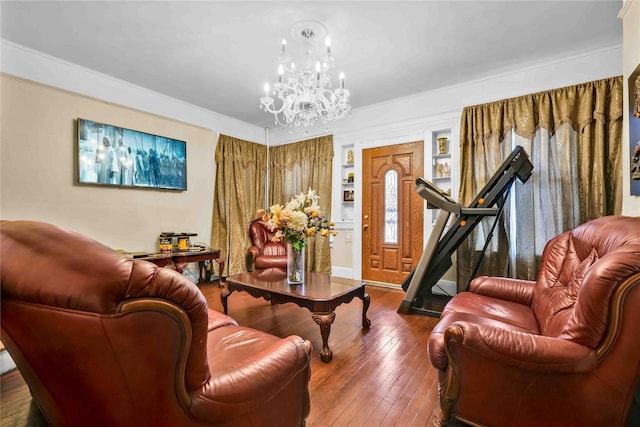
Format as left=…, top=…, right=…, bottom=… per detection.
left=457, top=76, right=623, bottom=290
left=211, top=135, right=267, bottom=276
left=268, top=135, right=334, bottom=274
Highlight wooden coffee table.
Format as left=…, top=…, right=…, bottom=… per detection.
left=222, top=269, right=371, bottom=362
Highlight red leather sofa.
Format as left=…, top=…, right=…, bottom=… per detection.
left=0, top=220, right=311, bottom=426
left=247, top=218, right=287, bottom=271
left=428, top=215, right=640, bottom=427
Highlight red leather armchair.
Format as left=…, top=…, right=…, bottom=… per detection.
left=428, top=215, right=640, bottom=427
left=1, top=220, right=311, bottom=427
left=247, top=218, right=287, bottom=271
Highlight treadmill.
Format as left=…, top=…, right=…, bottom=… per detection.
left=397, top=145, right=533, bottom=317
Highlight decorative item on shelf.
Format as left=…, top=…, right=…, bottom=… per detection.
left=257, top=188, right=336, bottom=285
left=348, top=172, right=354, bottom=183
left=446, top=188, right=452, bottom=196
left=442, top=161, right=450, bottom=177
left=437, top=137, right=448, bottom=155
left=259, top=20, right=351, bottom=133
left=346, top=149, right=354, bottom=165
left=343, top=190, right=354, bottom=202
left=436, top=163, right=443, bottom=178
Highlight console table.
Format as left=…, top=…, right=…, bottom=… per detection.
left=136, top=250, right=224, bottom=286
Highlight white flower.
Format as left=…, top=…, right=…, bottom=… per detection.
left=289, top=210, right=308, bottom=231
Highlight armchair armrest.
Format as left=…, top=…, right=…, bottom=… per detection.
left=470, top=275, right=535, bottom=306
left=247, top=246, right=260, bottom=271
left=445, top=321, right=598, bottom=374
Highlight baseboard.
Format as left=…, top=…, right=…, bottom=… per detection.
left=0, top=350, right=17, bottom=374
left=331, top=266, right=353, bottom=279
left=431, top=279, right=457, bottom=297
left=331, top=268, right=458, bottom=296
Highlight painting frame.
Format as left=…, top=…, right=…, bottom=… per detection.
left=628, top=64, right=640, bottom=195
left=77, top=118, right=187, bottom=191
left=343, top=190, right=354, bottom=202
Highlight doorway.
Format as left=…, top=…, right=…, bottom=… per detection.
left=362, top=141, right=424, bottom=285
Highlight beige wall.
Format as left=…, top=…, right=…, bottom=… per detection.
left=622, top=0, right=640, bottom=215
left=1, top=75, right=218, bottom=252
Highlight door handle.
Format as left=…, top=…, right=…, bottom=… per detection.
left=363, top=224, right=369, bottom=229
left=364, top=215, right=369, bottom=220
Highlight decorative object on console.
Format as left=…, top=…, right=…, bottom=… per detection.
left=258, top=188, right=336, bottom=284
left=260, top=20, right=351, bottom=132
left=158, top=232, right=198, bottom=253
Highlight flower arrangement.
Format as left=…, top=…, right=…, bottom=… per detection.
left=257, top=188, right=337, bottom=252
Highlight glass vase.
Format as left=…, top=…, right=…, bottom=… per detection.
left=287, top=242, right=305, bottom=285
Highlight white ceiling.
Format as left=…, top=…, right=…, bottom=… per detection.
left=0, top=1, right=623, bottom=129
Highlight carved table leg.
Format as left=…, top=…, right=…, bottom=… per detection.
left=220, top=286, right=232, bottom=315
left=362, top=291, right=371, bottom=329
left=214, top=258, right=225, bottom=287
left=312, top=312, right=336, bottom=362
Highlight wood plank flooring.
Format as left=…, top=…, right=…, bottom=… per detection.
left=1, top=282, right=452, bottom=427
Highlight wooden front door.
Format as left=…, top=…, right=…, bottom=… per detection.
left=362, top=142, right=424, bottom=284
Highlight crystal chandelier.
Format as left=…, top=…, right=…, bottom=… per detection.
left=260, top=21, right=351, bottom=132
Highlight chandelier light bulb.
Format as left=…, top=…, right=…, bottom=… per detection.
left=260, top=21, right=352, bottom=132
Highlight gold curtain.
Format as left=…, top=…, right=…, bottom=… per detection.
left=268, top=135, right=334, bottom=273
left=457, top=76, right=623, bottom=290
left=211, top=135, right=267, bottom=276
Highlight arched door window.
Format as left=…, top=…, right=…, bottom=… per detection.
left=384, top=170, right=398, bottom=244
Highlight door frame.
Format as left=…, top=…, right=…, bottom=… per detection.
left=335, top=117, right=459, bottom=286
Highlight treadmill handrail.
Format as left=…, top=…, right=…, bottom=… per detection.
left=415, top=182, right=461, bottom=214
left=415, top=178, right=499, bottom=216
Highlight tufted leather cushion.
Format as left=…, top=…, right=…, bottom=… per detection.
left=533, top=234, right=599, bottom=337
left=426, top=215, right=640, bottom=427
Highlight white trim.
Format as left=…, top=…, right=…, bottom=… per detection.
left=618, top=0, right=634, bottom=18
left=0, top=350, right=16, bottom=374
left=331, top=266, right=353, bottom=279
left=0, top=39, right=264, bottom=143
left=432, top=280, right=457, bottom=297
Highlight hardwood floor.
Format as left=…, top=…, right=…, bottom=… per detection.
left=1, top=282, right=451, bottom=427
